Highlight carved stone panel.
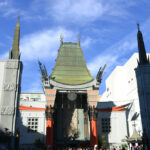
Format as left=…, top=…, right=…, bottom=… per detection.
left=0, top=106, right=14, bottom=115
left=3, top=83, right=16, bottom=91
left=5, top=61, right=18, bottom=69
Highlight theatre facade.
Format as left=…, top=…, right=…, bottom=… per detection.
left=0, top=19, right=150, bottom=149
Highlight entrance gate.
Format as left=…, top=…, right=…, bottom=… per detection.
left=38, top=39, right=105, bottom=148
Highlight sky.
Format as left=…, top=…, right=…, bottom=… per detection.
left=0, top=0, right=150, bottom=94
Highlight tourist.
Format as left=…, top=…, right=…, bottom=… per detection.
left=94, top=145, right=98, bottom=150
left=133, top=145, right=137, bottom=150
left=113, top=147, right=116, bottom=150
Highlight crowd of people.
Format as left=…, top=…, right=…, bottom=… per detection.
left=130, top=145, right=143, bottom=150
left=57, top=144, right=143, bottom=150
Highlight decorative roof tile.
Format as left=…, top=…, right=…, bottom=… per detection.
left=50, top=42, right=94, bottom=85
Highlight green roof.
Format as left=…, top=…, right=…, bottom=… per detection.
left=125, top=128, right=142, bottom=143
left=50, top=42, right=94, bottom=85
left=129, top=128, right=141, bottom=140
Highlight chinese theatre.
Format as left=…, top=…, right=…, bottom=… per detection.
left=38, top=37, right=105, bottom=148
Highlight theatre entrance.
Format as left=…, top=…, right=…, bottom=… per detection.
left=39, top=38, right=105, bottom=148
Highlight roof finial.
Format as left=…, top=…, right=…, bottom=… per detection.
left=9, top=17, right=20, bottom=59
left=60, top=34, right=63, bottom=44
left=137, top=23, right=140, bottom=31
left=78, top=35, right=81, bottom=46
left=137, top=22, right=149, bottom=65
left=132, top=121, right=137, bottom=128
left=17, top=15, right=20, bottom=23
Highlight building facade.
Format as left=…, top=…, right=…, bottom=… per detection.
left=38, top=37, right=104, bottom=148
left=0, top=19, right=22, bottom=148
left=100, top=25, right=150, bottom=149
left=1, top=20, right=150, bottom=149
left=135, top=25, right=150, bottom=149
left=100, top=53, right=142, bottom=137
left=18, top=93, right=46, bottom=148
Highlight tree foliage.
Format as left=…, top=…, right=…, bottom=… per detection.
left=98, top=136, right=107, bottom=148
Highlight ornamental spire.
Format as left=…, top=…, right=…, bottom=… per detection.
left=9, top=17, right=20, bottom=59
left=78, top=35, right=81, bottom=46
left=137, top=23, right=149, bottom=65
left=60, top=34, right=63, bottom=45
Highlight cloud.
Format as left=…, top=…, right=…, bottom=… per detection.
left=88, top=54, right=118, bottom=76
left=47, top=0, right=137, bottom=24
left=88, top=38, right=137, bottom=77
left=25, top=0, right=138, bottom=25
left=20, top=27, right=78, bottom=61
left=81, top=37, right=94, bottom=48
left=88, top=17, right=150, bottom=78
left=0, top=1, right=8, bottom=7
left=0, top=0, right=140, bottom=25
left=0, top=0, right=22, bottom=17
left=50, top=0, right=107, bottom=23
left=87, top=30, right=136, bottom=77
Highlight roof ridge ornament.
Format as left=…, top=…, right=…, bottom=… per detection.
left=38, top=60, right=48, bottom=80
left=96, top=64, right=106, bottom=83
left=137, top=23, right=149, bottom=65
left=132, top=121, right=137, bottom=128
left=137, top=22, right=140, bottom=31
left=17, top=15, right=20, bottom=23
left=78, top=35, right=81, bottom=46
left=60, top=34, right=63, bottom=44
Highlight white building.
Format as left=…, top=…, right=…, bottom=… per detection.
left=0, top=19, right=22, bottom=148
left=99, top=52, right=150, bottom=149
left=101, top=53, right=143, bottom=134
left=98, top=26, right=150, bottom=149
left=18, top=93, right=46, bottom=148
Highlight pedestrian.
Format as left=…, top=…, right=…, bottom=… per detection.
left=94, top=145, right=98, bottom=150
left=134, top=145, right=137, bottom=150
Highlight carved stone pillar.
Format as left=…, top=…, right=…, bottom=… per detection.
left=89, top=106, right=98, bottom=148
left=45, top=105, right=54, bottom=148
left=84, top=111, right=89, bottom=140
left=44, top=89, right=56, bottom=148
left=87, top=90, right=99, bottom=107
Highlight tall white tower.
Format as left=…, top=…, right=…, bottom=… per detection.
left=0, top=18, right=22, bottom=148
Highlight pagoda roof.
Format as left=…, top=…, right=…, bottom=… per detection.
left=50, top=42, right=94, bottom=85
left=126, top=128, right=142, bottom=143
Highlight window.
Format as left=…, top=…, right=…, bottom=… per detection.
left=45, top=81, right=48, bottom=85
left=31, top=98, right=40, bottom=101
left=27, top=117, right=38, bottom=133
left=101, top=118, right=111, bottom=133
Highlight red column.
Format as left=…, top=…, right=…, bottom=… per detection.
left=45, top=106, right=54, bottom=148
left=90, top=119, right=98, bottom=148
left=89, top=106, right=98, bottom=148
left=46, top=119, right=53, bottom=148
